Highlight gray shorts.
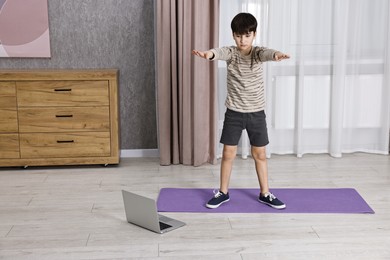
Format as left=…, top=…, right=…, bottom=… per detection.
left=220, top=108, right=269, bottom=147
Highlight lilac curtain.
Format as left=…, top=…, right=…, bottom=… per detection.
left=156, top=0, right=219, bottom=166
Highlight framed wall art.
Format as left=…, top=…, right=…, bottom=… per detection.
left=0, top=0, right=51, bottom=58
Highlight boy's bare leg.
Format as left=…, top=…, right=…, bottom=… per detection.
left=251, top=145, right=269, bottom=195
left=219, top=145, right=237, bottom=194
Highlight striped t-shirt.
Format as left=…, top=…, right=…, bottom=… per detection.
left=210, top=46, right=276, bottom=113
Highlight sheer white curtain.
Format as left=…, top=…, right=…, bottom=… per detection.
left=218, top=0, right=390, bottom=158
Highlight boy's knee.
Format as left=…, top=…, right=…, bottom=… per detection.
left=251, top=147, right=267, bottom=161
left=222, top=146, right=237, bottom=161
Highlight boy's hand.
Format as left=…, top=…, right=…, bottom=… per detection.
left=192, top=50, right=213, bottom=60
left=274, top=52, right=290, bottom=61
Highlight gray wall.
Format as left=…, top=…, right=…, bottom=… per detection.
left=0, top=0, right=157, bottom=150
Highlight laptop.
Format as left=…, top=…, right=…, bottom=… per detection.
left=121, top=190, right=185, bottom=234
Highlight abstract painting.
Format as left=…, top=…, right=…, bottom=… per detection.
left=0, top=0, right=51, bottom=57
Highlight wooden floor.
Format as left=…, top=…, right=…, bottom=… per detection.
left=0, top=153, right=389, bottom=259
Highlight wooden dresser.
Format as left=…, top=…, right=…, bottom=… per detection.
left=0, top=69, right=119, bottom=167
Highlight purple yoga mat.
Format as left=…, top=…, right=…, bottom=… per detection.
left=157, top=188, right=374, bottom=214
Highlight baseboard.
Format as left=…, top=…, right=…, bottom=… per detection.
left=120, top=149, right=159, bottom=158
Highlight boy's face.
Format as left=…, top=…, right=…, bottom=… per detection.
left=233, top=31, right=256, bottom=54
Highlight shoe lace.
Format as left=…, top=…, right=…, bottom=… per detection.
left=265, top=192, right=276, bottom=201
left=213, top=189, right=224, bottom=198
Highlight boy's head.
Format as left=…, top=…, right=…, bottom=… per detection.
left=231, top=13, right=257, bottom=35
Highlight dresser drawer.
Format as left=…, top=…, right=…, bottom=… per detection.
left=17, top=81, right=109, bottom=107
left=0, top=108, right=18, bottom=132
left=0, top=82, right=17, bottom=107
left=18, top=107, right=110, bottom=132
left=0, top=82, right=18, bottom=132
left=20, top=132, right=111, bottom=158
left=0, top=134, right=20, bottom=158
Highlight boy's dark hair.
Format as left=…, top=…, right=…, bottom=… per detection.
left=231, top=13, right=257, bottom=35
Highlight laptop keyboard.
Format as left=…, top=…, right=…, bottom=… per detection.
left=159, top=222, right=172, bottom=230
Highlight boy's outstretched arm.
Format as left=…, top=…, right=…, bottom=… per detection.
left=192, top=50, right=214, bottom=60
left=274, top=51, right=290, bottom=61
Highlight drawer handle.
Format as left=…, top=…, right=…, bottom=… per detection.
left=57, top=140, right=74, bottom=143
left=55, top=115, right=73, bottom=118
left=54, top=88, right=72, bottom=92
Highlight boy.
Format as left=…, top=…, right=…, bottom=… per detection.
left=192, top=13, right=289, bottom=209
